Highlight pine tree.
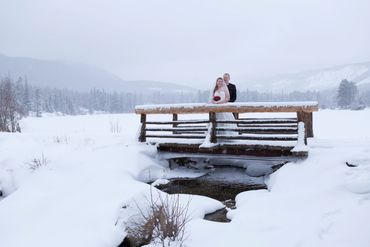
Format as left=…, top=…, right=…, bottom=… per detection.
left=14, top=77, right=27, bottom=116
left=337, top=79, right=358, bottom=109
left=34, top=89, right=42, bottom=117
left=23, top=79, right=32, bottom=115
left=0, top=77, right=21, bottom=132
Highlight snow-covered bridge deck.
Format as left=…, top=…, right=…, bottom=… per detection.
left=135, top=102, right=319, bottom=156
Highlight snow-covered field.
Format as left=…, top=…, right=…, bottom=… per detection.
left=0, top=110, right=370, bottom=247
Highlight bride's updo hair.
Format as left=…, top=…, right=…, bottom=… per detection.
left=213, top=77, right=224, bottom=94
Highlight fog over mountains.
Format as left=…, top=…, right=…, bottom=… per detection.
left=1, top=53, right=370, bottom=93
left=241, top=62, right=370, bottom=93
left=0, top=54, right=194, bottom=93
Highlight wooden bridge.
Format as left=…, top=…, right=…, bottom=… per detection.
left=135, top=102, right=318, bottom=157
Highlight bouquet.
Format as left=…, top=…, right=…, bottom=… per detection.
left=213, top=96, right=221, bottom=101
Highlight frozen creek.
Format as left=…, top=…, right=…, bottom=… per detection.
left=153, top=157, right=287, bottom=223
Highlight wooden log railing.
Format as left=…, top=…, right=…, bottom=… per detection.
left=135, top=102, right=318, bottom=156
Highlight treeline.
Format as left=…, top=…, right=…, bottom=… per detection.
left=0, top=76, right=211, bottom=115
left=1, top=76, right=370, bottom=132
left=0, top=76, right=212, bottom=132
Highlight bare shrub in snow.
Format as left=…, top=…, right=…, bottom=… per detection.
left=109, top=119, right=122, bottom=133
left=83, top=138, right=95, bottom=145
left=28, top=154, right=50, bottom=171
left=125, top=189, right=190, bottom=247
left=53, top=136, right=69, bottom=144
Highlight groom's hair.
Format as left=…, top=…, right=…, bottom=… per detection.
left=224, top=73, right=230, bottom=77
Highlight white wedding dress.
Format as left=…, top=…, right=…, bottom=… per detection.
left=213, top=90, right=237, bottom=136
left=200, top=89, right=237, bottom=147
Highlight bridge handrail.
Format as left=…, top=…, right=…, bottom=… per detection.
left=135, top=101, right=319, bottom=114
left=135, top=101, right=319, bottom=156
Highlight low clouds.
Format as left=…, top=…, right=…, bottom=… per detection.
left=1, top=0, right=369, bottom=88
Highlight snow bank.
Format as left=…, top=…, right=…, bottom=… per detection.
left=0, top=114, right=154, bottom=246
left=0, top=114, right=223, bottom=247
left=186, top=110, right=370, bottom=247
left=1, top=110, right=370, bottom=247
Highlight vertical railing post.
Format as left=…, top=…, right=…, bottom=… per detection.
left=297, top=122, right=308, bottom=145
left=233, top=112, right=241, bottom=134
left=139, top=113, right=146, bottom=142
left=304, top=125, right=308, bottom=145
left=209, top=111, right=217, bottom=143
left=172, top=113, right=178, bottom=134
left=308, top=112, right=313, bottom=138
left=297, top=111, right=313, bottom=138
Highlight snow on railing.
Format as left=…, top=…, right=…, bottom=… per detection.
left=291, top=122, right=309, bottom=154
left=135, top=101, right=319, bottom=114
left=136, top=101, right=317, bottom=156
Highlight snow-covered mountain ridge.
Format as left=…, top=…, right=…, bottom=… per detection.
left=241, top=62, right=370, bottom=92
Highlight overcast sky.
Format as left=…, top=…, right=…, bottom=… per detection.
left=1, top=0, right=370, bottom=88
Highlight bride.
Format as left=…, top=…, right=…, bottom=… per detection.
left=210, top=77, right=237, bottom=135
left=211, top=77, right=231, bottom=104
left=201, top=77, right=237, bottom=147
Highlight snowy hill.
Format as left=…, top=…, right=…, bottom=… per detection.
left=241, top=62, right=370, bottom=93
left=0, top=54, right=194, bottom=93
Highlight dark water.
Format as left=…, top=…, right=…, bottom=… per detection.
left=204, top=207, right=231, bottom=223
left=155, top=166, right=268, bottom=223
left=156, top=166, right=266, bottom=201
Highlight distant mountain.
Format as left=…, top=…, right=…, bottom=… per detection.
left=0, top=54, right=194, bottom=93
left=240, top=62, right=370, bottom=92
left=3, top=54, right=370, bottom=94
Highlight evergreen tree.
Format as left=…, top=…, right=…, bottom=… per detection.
left=14, top=77, right=27, bottom=116
left=337, top=79, right=358, bottom=109
left=34, top=89, right=42, bottom=117
left=23, top=79, right=32, bottom=115
left=0, top=77, right=21, bottom=132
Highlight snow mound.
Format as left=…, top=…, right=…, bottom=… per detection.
left=344, top=160, right=370, bottom=194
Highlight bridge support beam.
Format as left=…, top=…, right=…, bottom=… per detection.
left=209, top=112, right=217, bottom=143
left=172, top=113, right=178, bottom=134
left=297, top=111, right=313, bottom=138
left=139, top=114, right=146, bottom=142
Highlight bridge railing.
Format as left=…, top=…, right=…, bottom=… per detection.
left=136, top=101, right=317, bottom=140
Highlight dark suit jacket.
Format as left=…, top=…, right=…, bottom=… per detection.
left=227, top=83, right=237, bottom=102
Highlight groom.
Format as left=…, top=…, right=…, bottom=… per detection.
left=223, top=73, right=237, bottom=102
